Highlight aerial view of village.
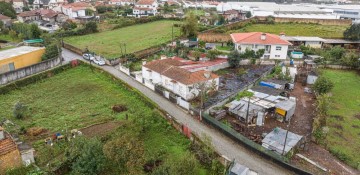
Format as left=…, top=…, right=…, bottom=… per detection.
left=0, top=0, right=360, bottom=174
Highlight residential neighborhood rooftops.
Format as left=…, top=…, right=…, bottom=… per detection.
left=143, top=58, right=219, bottom=85
left=0, top=14, right=11, bottom=20
left=230, top=32, right=292, bottom=45
left=0, top=46, right=45, bottom=61
left=136, top=0, right=156, bottom=5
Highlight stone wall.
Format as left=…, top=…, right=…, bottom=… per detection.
left=0, top=57, right=62, bottom=85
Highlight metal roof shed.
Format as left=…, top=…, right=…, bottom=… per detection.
left=275, top=100, right=296, bottom=121
left=262, top=127, right=303, bottom=155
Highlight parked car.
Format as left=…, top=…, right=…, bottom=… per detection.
left=93, top=58, right=106, bottom=66
left=82, top=53, right=94, bottom=60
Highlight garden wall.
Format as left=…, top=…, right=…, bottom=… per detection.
left=0, top=56, right=62, bottom=85
left=256, top=16, right=352, bottom=26
left=63, top=42, right=83, bottom=55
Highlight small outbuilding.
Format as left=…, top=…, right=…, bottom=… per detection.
left=262, top=127, right=303, bottom=155
left=275, top=99, right=296, bottom=122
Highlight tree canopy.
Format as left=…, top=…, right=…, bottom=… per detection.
left=313, top=76, right=334, bottom=95
left=344, top=23, right=360, bottom=40
left=0, top=2, right=16, bottom=19
left=181, top=11, right=198, bottom=38
left=227, top=51, right=242, bottom=68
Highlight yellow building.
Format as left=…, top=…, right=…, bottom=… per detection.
left=0, top=46, right=45, bottom=74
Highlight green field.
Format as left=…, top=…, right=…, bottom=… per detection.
left=0, top=65, right=211, bottom=174
left=64, top=20, right=181, bottom=59
left=232, top=23, right=348, bottom=38
left=322, top=69, right=360, bottom=168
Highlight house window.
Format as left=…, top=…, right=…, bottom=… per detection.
left=276, top=46, right=282, bottom=51
left=275, top=55, right=280, bottom=57
left=255, top=45, right=258, bottom=49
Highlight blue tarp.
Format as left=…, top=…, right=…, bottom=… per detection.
left=260, top=81, right=276, bottom=88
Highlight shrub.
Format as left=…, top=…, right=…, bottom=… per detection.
left=313, top=76, right=334, bottom=95
left=13, top=101, right=27, bottom=119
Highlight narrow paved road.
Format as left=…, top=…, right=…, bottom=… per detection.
left=62, top=48, right=294, bottom=175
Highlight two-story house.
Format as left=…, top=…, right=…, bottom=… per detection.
left=109, top=0, right=134, bottom=6
left=142, top=58, right=220, bottom=101
left=133, top=0, right=158, bottom=17
left=60, top=2, right=93, bottom=19
left=230, top=32, right=292, bottom=60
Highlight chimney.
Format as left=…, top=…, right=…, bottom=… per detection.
left=279, top=32, right=285, bottom=38
left=0, top=127, right=4, bottom=140
left=260, top=33, right=266, bottom=40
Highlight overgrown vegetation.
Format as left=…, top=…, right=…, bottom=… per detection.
left=64, top=21, right=181, bottom=59
left=231, top=23, right=348, bottom=38
left=343, top=23, right=360, bottom=40
left=0, top=65, right=220, bottom=174
left=316, top=70, right=360, bottom=169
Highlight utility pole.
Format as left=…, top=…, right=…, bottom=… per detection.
left=172, top=23, right=174, bottom=42
left=282, top=116, right=291, bottom=155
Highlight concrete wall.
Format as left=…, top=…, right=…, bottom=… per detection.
left=0, top=57, right=61, bottom=85
left=0, top=47, right=45, bottom=74
left=256, top=16, right=352, bottom=26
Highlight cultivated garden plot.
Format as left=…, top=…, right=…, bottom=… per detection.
left=64, top=20, right=181, bottom=59
left=0, top=65, right=219, bottom=174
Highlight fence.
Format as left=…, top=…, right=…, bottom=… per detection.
left=202, top=113, right=312, bottom=175
left=118, top=64, right=130, bottom=75
left=0, top=57, right=62, bottom=85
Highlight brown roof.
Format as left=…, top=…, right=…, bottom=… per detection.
left=0, top=138, right=17, bottom=156
left=143, top=59, right=184, bottom=74
left=62, top=2, right=92, bottom=8
left=136, top=0, right=155, bottom=5
left=0, top=15, right=11, bottom=20
left=18, top=10, right=38, bottom=17
left=144, top=59, right=219, bottom=85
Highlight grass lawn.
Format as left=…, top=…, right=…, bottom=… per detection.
left=216, top=45, right=233, bottom=51
left=322, top=69, right=360, bottom=168
left=64, top=20, right=181, bottom=59
left=0, top=65, right=209, bottom=174
left=0, top=34, right=20, bottom=42
left=232, top=23, right=348, bottom=38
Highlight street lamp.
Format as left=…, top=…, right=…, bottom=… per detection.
left=199, top=71, right=211, bottom=121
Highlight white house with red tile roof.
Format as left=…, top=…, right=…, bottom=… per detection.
left=60, top=2, right=93, bottom=19
left=109, top=0, right=134, bottom=6
left=142, top=57, right=220, bottom=100
left=133, top=0, right=158, bottom=17
left=231, top=32, right=292, bottom=60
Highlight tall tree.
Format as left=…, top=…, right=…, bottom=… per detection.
left=343, top=23, right=360, bottom=40
left=29, top=23, right=41, bottom=39
left=68, top=138, right=106, bottom=175
left=228, top=51, right=242, bottom=68
left=0, top=2, right=17, bottom=18
left=181, top=11, right=198, bottom=38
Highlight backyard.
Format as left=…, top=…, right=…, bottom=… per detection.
left=64, top=20, right=181, bottom=59
left=322, top=69, right=360, bottom=169
left=0, top=65, right=213, bottom=174
left=230, top=23, right=348, bottom=38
